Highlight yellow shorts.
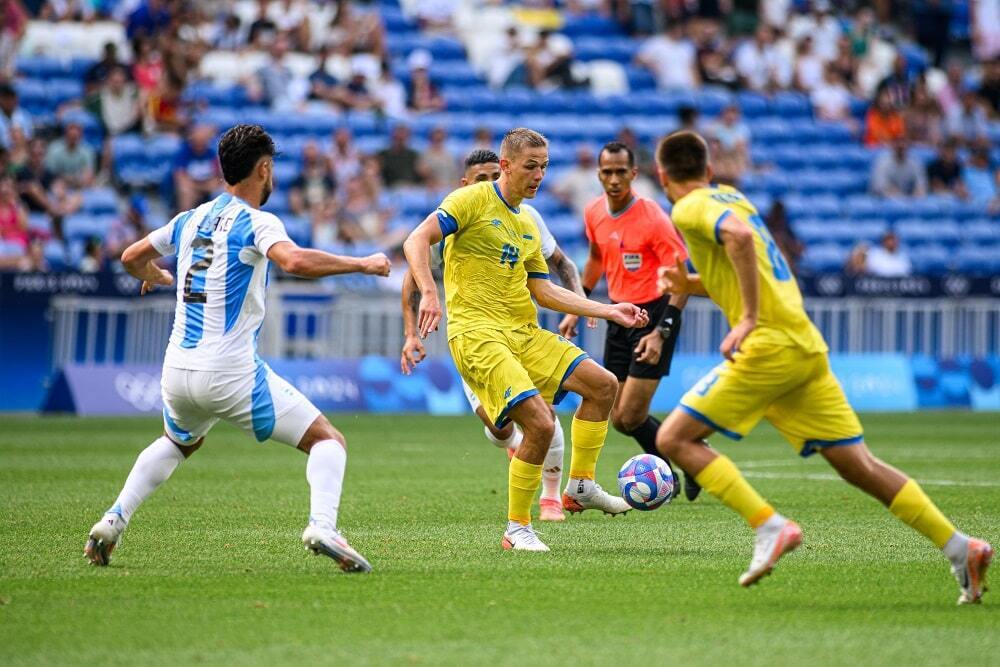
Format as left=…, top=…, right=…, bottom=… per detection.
left=449, top=324, right=588, bottom=428
left=679, top=343, right=863, bottom=457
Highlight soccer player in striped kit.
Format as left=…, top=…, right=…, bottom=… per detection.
left=84, top=125, right=390, bottom=573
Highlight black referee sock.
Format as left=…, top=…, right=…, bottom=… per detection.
left=628, top=415, right=663, bottom=457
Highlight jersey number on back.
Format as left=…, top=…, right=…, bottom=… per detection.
left=747, top=214, right=791, bottom=282
left=499, top=243, right=520, bottom=269
left=183, top=237, right=215, bottom=303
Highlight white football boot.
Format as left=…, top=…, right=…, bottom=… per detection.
left=302, top=521, right=372, bottom=573
left=739, top=517, right=803, bottom=587
left=84, top=511, right=127, bottom=566
left=952, top=538, right=993, bottom=605
left=562, top=478, right=631, bottom=516
left=501, top=522, right=550, bottom=552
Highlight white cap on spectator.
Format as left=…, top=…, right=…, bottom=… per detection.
left=407, top=49, right=433, bottom=71
left=351, top=54, right=381, bottom=80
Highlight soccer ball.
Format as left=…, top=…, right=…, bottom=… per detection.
left=617, top=454, right=675, bottom=511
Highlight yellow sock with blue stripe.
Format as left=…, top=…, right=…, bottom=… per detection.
left=508, top=456, right=542, bottom=525
left=695, top=454, right=775, bottom=528
left=888, top=478, right=956, bottom=548
left=569, top=417, right=608, bottom=480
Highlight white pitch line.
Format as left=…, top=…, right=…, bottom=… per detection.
left=743, top=471, right=1000, bottom=488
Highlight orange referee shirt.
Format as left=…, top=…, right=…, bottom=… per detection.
left=584, top=193, right=688, bottom=305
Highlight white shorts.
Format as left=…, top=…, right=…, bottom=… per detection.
left=461, top=378, right=482, bottom=413
left=160, top=363, right=321, bottom=448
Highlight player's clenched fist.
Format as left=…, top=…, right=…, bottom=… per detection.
left=363, top=253, right=391, bottom=276
left=606, top=303, right=649, bottom=328
left=418, top=291, right=442, bottom=338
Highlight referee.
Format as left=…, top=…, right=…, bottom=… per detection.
left=566, top=141, right=700, bottom=501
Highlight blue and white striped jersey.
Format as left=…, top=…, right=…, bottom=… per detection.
left=149, top=193, right=292, bottom=372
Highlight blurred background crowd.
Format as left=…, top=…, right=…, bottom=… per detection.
left=0, top=0, right=997, bottom=283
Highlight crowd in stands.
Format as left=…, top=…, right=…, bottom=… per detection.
left=0, top=0, right=997, bottom=282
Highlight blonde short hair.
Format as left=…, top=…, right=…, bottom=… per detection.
left=500, top=127, right=548, bottom=159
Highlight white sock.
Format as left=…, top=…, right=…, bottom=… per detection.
left=307, top=439, right=347, bottom=530
left=484, top=424, right=522, bottom=451
left=541, top=417, right=564, bottom=500
left=108, top=436, right=185, bottom=523
left=758, top=512, right=787, bottom=534
left=942, top=531, right=970, bottom=564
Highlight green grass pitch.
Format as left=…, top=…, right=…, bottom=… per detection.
left=1, top=412, right=997, bottom=666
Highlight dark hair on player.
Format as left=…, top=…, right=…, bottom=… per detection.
left=599, top=141, right=634, bottom=167
left=464, top=148, right=500, bottom=168
left=217, top=124, right=276, bottom=185
left=656, top=131, right=709, bottom=182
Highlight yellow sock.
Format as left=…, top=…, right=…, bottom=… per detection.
left=888, top=478, right=956, bottom=548
left=569, top=417, right=608, bottom=480
left=508, top=456, right=542, bottom=525
left=695, top=454, right=775, bottom=528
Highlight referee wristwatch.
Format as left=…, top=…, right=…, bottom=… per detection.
left=657, top=305, right=682, bottom=341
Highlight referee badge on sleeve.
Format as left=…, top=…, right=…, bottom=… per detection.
left=623, top=252, right=642, bottom=272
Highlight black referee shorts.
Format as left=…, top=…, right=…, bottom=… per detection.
left=603, top=295, right=678, bottom=382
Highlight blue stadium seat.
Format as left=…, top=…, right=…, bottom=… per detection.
left=695, top=88, right=733, bottom=116
left=736, top=91, right=768, bottom=118
left=63, top=214, right=116, bottom=240
left=388, top=34, right=466, bottom=60
left=770, top=92, right=812, bottom=118
left=895, top=218, right=960, bottom=246
left=965, top=219, right=1000, bottom=242
left=800, top=243, right=848, bottom=272
left=845, top=218, right=890, bottom=242
left=281, top=215, right=312, bottom=246
left=42, top=239, right=68, bottom=270
left=956, top=244, right=1000, bottom=273
left=573, top=36, right=637, bottom=63
left=561, top=14, right=624, bottom=37
left=624, top=66, right=656, bottom=91
left=81, top=188, right=119, bottom=215
left=909, top=243, right=951, bottom=275
left=27, top=213, right=51, bottom=235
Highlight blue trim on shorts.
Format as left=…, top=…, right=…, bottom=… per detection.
left=679, top=403, right=743, bottom=440
left=251, top=358, right=276, bottom=442
left=162, top=408, right=194, bottom=443
left=437, top=209, right=458, bottom=237
left=527, top=272, right=549, bottom=280
left=494, top=388, right=540, bottom=429
left=552, top=352, right=589, bottom=406
left=713, top=210, right=732, bottom=244
left=799, top=434, right=864, bottom=458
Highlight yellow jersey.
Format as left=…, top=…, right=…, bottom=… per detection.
left=670, top=185, right=827, bottom=353
left=436, top=180, right=549, bottom=339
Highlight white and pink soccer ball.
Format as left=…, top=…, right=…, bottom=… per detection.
left=617, top=454, right=675, bottom=510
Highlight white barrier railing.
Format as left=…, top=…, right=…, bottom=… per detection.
left=49, top=287, right=1000, bottom=368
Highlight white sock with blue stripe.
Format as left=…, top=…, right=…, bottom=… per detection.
left=542, top=417, right=564, bottom=501
left=307, top=440, right=346, bottom=530
left=108, top=436, right=185, bottom=523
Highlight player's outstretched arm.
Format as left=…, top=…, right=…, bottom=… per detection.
left=718, top=214, right=759, bottom=360
left=267, top=241, right=390, bottom=279
left=402, top=212, right=445, bottom=338
left=399, top=268, right=426, bottom=375
left=528, top=277, right=649, bottom=328
left=121, top=237, right=173, bottom=295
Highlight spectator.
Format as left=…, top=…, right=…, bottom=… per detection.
left=866, top=232, right=912, bottom=277
left=336, top=176, right=404, bottom=247
left=145, top=70, right=186, bottom=133
left=698, top=42, right=740, bottom=89
left=213, top=13, right=246, bottom=51
left=126, top=0, right=171, bottom=41
left=972, top=0, right=1000, bottom=61
left=489, top=27, right=525, bottom=89
left=527, top=30, right=584, bottom=90
left=417, top=127, right=459, bottom=189
left=552, top=146, right=603, bottom=216
left=964, top=141, right=998, bottom=205
left=706, top=104, right=751, bottom=182
left=811, top=65, right=853, bottom=122
left=131, top=36, right=163, bottom=97
left=15, top=137, right=81, bottom=222
left=289, top=141, right=337, bottom=219
left=44, top=122, right=95, bottom=189
left=471, top=126, right=492, bottom=151
left=789, top=0, right=841, bottom=61
left=764, top=199, right=803, bottom=273
left=794, top=36, right=824, bottom=92
left=327, top=0, right=386, bottom=59
left=636, top=21, right=700, bottom=90
left=105, top=195, right=150, bottom=261
left=863, top=88, right=905, bottom=147
left=936, top=61, right=966, bottom=117
left=267, top=0, right=311, bottom=51
left=760, top=0, right=792, bottom=29
left=875, top=53, right=913, bottom=110
left=83, top=42, right=130, bottom=95
left=173, top=124, right=219, bottom=210
left=914, top=0, right=952, bottom=68
left=92, top=66, right=142, bottom=136
left=373, top=60, right=408, bottom=119
left=677, top=104, right=700, bottom=133
left=616, top=126, right=654, bottom=179
left=870, top=139, right=927, bottom=198
left=843, top=242, right=869, bottom=277
left=0, top=174, right=28, bottom=251
left=79, top=236, right=105, bottom=273
left=980, top=58, right=1000, bottom=117
left=329, top=127, right=361, bottom=183
left=341, top=60, right=379, bottom=112
left=253, top=36, right=298, bottom=110
left=247, top=0, right=278, bottom=47
left=0, top=83, right=32, bottom=151
left=829, top=35, right=857, bottom=87
left=377, top=125, right=421, bottom=188
left=944, top=91, right=989, bottom=147
left=406, top=50, right=445, bottom=114
left=734, top=25, right=791, bottom=92
left=926, top=138, right=967, bottom=198
left=414, top=0, right=459, bottom=33
left=905, top=79, right=944, bottom=145
left=0, top=0, right=27, bottom=81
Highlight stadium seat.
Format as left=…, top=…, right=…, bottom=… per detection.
left=63, top=214, right=116, bottom=240
left=800, top=243, right=848, bottom=272
left=956, top=244, right=1000, bottom=273
left=81, top=188, right=120, bottom=216
left=909, top=244, right=952, bottom=274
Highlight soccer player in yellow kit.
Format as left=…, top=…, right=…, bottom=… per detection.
left=404, top=128, right=649, bottom=552
left=654, top=131, right=992, bottom=603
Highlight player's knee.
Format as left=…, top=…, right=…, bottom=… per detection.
left=297, top=415, right=345, bottom=453
left=489, top=422, right=514, bottom=441
left=611, top=408, right=643, bottom=434
left=172, top=437, right=204, bottom=459
left=655, top=423, right=680, bottom=459
left=521, top=411, right=555, bottom=444
left=588, top=367, right=619, bottom=410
